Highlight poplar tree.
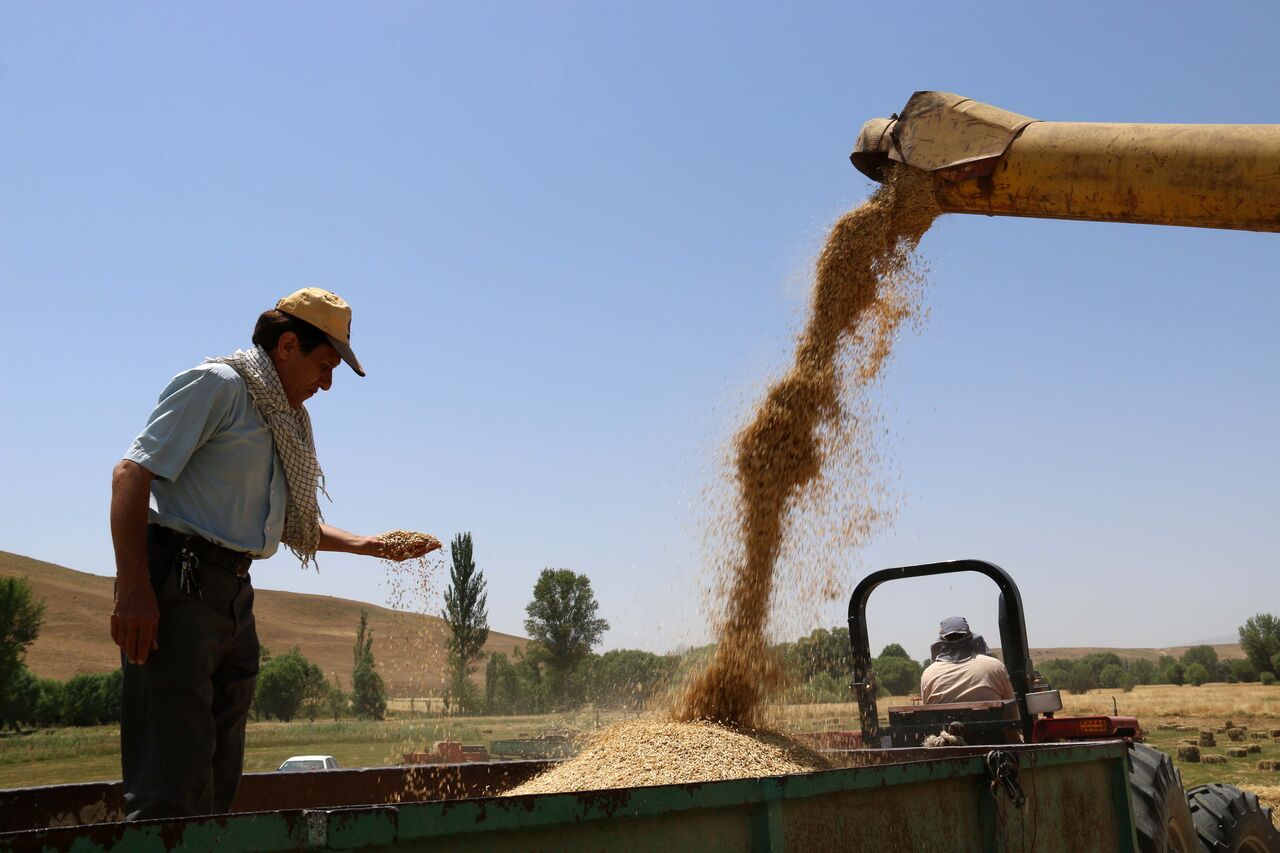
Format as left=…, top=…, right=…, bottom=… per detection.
left=351, top=610, right=387, bottom=719
left=442, top=533, right=489, bottom=711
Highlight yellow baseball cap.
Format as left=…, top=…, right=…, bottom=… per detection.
left=276, top=287, right=366, bottom=377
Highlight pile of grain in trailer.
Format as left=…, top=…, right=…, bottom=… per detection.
left=505, top=719, right=829, bottom=796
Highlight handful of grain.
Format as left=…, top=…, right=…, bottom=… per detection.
left=376, top=529, right=441, bottom=561
left=504, top=719, right=828, bottom=796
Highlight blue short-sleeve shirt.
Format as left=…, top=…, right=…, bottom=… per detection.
left=124, top=363, right=287, bottom=558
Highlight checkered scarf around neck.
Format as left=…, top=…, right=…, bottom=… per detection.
left=206, top=346, right=327, bottom=568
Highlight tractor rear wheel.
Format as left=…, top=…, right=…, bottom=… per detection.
left=1186, top=783, right=1280, bottom=852
left=1129, top=743, right=1198, bottom=853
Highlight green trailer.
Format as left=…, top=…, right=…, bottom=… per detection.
left=1, top=742, right=1137, bottom=852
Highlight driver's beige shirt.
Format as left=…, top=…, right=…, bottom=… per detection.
left=920, top=655, right=1015, bottom=704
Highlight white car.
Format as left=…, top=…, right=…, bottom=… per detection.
left=277, top=755, right=340, bottom=772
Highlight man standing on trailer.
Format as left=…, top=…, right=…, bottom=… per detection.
left=109, top=287, right=440, bottom=819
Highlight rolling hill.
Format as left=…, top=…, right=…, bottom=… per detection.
left=0, top=550, right=526, bottom=697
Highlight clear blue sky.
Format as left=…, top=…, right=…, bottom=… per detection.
left=2, top=2, right=1277, bottom=662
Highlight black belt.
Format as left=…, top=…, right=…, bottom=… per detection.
left=147, top=524, right=254, bottom=578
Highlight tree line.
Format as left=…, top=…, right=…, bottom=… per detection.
left=1040, top=635, right=1280, bottom=694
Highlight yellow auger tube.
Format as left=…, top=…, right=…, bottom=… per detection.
left=851, top=92, right=1280, bottom=233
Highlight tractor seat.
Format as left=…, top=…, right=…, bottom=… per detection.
left=888, top=699, right=1019, bottom=717
left=885, top=699, right=1022, bottom=747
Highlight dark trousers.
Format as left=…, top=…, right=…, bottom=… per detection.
left=120, top=532, right=259, bottom=820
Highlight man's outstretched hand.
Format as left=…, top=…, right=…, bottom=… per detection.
left=371, top=530, right=443, bottom=561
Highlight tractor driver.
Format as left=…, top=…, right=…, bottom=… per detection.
left=920, top=617, right=1014, bottom=704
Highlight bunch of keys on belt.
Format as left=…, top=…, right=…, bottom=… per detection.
left=178, top=545, right=203, bottom=599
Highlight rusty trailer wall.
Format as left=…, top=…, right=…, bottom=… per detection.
left=0, top=761, right=553, bottom=834
left=0, top=742, right=1138, bottom=852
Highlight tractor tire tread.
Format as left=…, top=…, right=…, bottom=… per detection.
left=1130, top=742, right=1197, bottom=853
left=1186, top=782, right=1280, bottom=852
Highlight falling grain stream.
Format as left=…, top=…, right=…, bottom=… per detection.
left=506, top=167, right=941, bottom=793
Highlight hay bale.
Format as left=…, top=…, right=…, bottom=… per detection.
left=1227, top=748, right=1248, bottom=758
left=1271, top=729, right=1280, bottom=738
left=1247, top=744, right=1262, bottom=754
left=1226, top=728, right=1246, bottom=742
left=1177, top=745, right=1201, bottom=762
left=1201, top=754, right=1228, bottom=765
left=1223, top=719, right=1236, bottom=730
left=1251, top=732, right=1268, bottom=740
left=1199, top=731, right=1217, bottom=747
left=1177, top=725, right=1196, bottom=732
left=1156, top=724, right=1178, bottom=731
left=1257, top=760, right=1280, bottom=772
left=1180, top=738, right=1200, bottom=746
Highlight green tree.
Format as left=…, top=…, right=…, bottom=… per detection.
left=99, top=669, right=123, bottom=722
left=254, top=647, right=324, bottom=722
left=1037, top=657, right=1075, bottom=690
left=1217, top=661, right=1237, bottom=683
left=1185, top=663, right=1209, bottom=687
left=33, top=678, right=65, bottom=727
left=1180, top=645, right=1219, bottom=672
left=61, top=673, right=119, bottom=726
left=1065, top=662, right=1097, bottom=694
left=879, top=643, right=910, bottom=660
left=1272, top=652, right=1280, bottom=676
left=351, top=610, right=387, bottom=719
left=524, top=569, right=609, bottom=706
left=1129, top=659, right=1156, bottom=685
left=442, top=533, right=489, bottom=713
left=483, top=647, right=551, bottom=714
left=324, top=678, right=349, bottom=721
left=1099, top=664, right=1127, bottom=689
left=1230, top=658, right=1259, bottom=684
left=875, top=656, right=922, bottom=696
left=590, top=649, right=677, bottom=710
left=0, top=577, right=45, bottom=706
left=484, top=652, right=519, bottom=715
left=1160, top=661, right=1185, bottom=686
left=785, top=671, right=849, bottom=704
left=785, top=628, right=852, bottom=682
left=0, top=664, right=40, bottom=730
left=1080, top=652, right=1124, bottom=682
left=1239, top=614, right=1280, bottom=676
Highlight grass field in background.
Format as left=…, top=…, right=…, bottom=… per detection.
left=2, top=683, right=1277, bottom=813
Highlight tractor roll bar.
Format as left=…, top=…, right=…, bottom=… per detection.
left=847, top=559, right=1034, bottom=744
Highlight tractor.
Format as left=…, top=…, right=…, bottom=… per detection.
left=848, top=559, right=1278, bottom=852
